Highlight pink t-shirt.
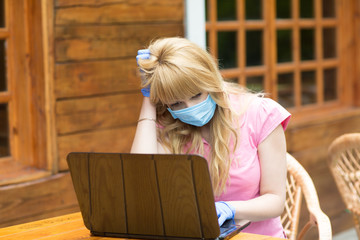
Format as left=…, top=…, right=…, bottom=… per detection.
left=186, top=95, right=291, bottom=238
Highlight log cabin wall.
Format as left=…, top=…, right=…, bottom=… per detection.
left=54, top=0, right=184, bottom=170
left=0, top=0, right=184, bottom=227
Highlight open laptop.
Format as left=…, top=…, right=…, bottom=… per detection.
left=67, top=152, right=250, bottom=240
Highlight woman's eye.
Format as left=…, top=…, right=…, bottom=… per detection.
left=170, top=102, right=181, bottom=108
left=191, top=93, right=202, bottom=99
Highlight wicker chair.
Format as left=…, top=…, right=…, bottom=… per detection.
left=328, top=133, right=360, bottom=238
left=281, top=153, right=332, bottom=240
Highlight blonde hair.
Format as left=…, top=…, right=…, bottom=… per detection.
left=137, top=37, right=250, bottom=196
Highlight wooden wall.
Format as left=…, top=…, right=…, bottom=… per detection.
left=53, top=0, right=184, bottom=170
left=0, top=0, right=184, bottom=227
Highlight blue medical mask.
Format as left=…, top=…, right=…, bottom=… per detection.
left=167, top=95, right=217, bottom=127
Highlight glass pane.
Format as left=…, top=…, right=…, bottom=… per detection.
left=278, top=73, right=294, bottom=108
left=300, top=0, right=314, bottom=18
left=205, top=0, right=209, bottom=21
left=324, top=68, right=337, bottom=101
left=246, top=0, right=262, bottom=20
left=0, top=104, right=9, bottom=157
left=246, top=30, right=263, bottom=66
left=217, top=0, right=237, bottom=21
left=246, top=76, right=264, bottom=92
left=0, top=0, right=4, bottom=28
left=0, top=40, right=6, bottom=91
left=300, top=29, right=315, bottom=60
left=277, top=30, right=292, bottom=63
left=276, top=0, right=291, bottom=19
left=218, top=31, right=237, bottom=68
left=323, top=28, right=336, bottom=59
left=323, top=0, right=335, bottom=18
left=301, top=70, right=316, bottom=105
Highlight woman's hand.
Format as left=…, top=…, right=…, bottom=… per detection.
left=136, top=49, right=151, bottom=97
left=215, top=201, right=235, bottom=226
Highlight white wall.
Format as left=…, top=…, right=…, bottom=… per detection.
left=184, top=0, right=206, bottom=49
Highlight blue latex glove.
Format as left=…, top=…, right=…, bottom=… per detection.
left=136, top=49, right=151, bottom=97
left=215, top=201, right=235, bottom=226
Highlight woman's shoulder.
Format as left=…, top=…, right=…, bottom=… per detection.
left=228, top=91, right=260, bottom=114
left=229, top=92, right=289, bottom=123
left=245, top=95, right=290, bottom=120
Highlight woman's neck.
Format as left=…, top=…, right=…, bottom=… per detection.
left=200, top=124, right=211, bottom=144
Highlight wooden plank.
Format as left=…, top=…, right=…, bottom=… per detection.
left=155, top=155, right=202, bottom=238
left=55, top=0, right=183, bottom=25
left=26, top=0, right=48, bottom=169
left=0, top=218, right=85, bottom=240
left=292, top=0, right=300, bottom=108
left=8, top=0, right=32, bottom=166
left=0, top=214, right=90, bottom=240
left=338, top=0, right=355, bottom=106
left=0, top=92, right=11, bottom=102
left=291, top=145, right=328, bottom=169
left=55, top=23, right=184, bottom=61
left=89, top=153, right=126, bottom=233
left=56, top=0, right=126, bottom=7
left=42, top=0, right=59, bottom=172
left=231, top=232, right=284, bottom=240
left=0, top=205, right=80, bottom=230
left=55, top=59, right=139, bottom=99
left=57, top=126, right=136, bottom=170
left=355, top=0, right=360, bottom=107
left=0, top=173, right=78, bottom=227
left=0, top=158, right=50, bottom=186
left=287, top=114, right=360, bottom=152
left=55, top=93, right=142, bottom=134
left=0, top=212, right=82, bottom=235
left=31, top=228, right=91, bottom=240
left=121, top=154, right=163, bottom=236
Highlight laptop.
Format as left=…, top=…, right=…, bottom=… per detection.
left=67, top=152, right=250, bottom=240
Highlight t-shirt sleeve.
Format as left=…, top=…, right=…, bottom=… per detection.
left=254, top=97, right=291, bottom=145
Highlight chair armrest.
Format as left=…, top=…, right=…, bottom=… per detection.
left=308, top=208, right=332, bottom=240
left=286, top=153, right=332, bottom=240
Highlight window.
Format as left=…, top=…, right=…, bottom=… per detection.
left=0, top=0, right=48, bottom=185
left=205, top=0, right=351, bottom=116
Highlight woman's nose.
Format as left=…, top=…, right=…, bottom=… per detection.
left=184, top=101, right=196, bottom=109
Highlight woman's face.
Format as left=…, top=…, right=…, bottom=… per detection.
left=167, top=92, right=208, bottom=111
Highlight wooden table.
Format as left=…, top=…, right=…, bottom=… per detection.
left=0, top=212, right=282, bottom=240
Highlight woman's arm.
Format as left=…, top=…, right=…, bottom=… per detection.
left=131, top=97, right=160, bottom=153
left=228, top=124, right=287, bottom=221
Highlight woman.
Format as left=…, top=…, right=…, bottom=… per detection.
left=131, top=37, right=290, bottom=238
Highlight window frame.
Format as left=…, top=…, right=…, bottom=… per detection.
left=184, top=0, right=359, bottom=121
left=0, top=0, right=50, bottom=186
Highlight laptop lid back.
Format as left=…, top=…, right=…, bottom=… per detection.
left=67, top=152, right=220, bottom=239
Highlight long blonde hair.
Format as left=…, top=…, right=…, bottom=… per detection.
left=138, top=37, right=249, bottom=196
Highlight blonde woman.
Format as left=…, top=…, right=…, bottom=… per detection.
left=131, top=37, right=290, bottom=238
